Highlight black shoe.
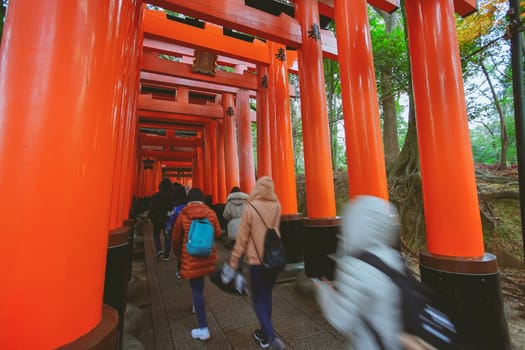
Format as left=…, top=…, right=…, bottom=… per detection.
left=253, top=329, right=269, bottom=349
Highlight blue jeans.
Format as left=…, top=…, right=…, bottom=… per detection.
left=189, top=277, right=208, bottom=328
left=250, top=265, right=279, bottom=342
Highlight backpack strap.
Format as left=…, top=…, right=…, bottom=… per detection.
left=247, top=203, right=280, bottom=265
left=247, top=203, right=264, bottom=263
left=355, top=251, right=407, bottom=350
left=356, top=251, right=408, bottom=287
left=249, top=203, right=269, bottom=228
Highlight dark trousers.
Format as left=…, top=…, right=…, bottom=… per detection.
left=250, top=265, right=279, bottom=342
left=189, top=277, right=208, bottom=328
left=152, top=219, right=169, bottom=255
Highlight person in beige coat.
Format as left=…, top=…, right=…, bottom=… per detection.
left=229, top=177, right=286, bottom=350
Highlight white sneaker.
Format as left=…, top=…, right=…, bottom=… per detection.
left=191, top=327, right=210, bottom=340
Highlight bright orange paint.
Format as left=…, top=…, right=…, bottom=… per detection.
left=268, top=42, right=299, bottom=215
left=143, top=9, right=271, bottom=65
left=222, top=93, right=240, bottom=192
left=0, top=0, right=141, bottom=347
left=146, top=0, right=302, bottom=48
left=406, top=0, right=484, bottom=257
left=296, top=0, right=336, bottom=218
left=209, top=122, right=219, bottom=203
left=235, top=65, right=256, bottom=194
left=334, top=0, right=389, bottom=200
left=203, top=125, right=213, bottom=196
left=256, top=65, right=272, bottom=178
left=216, top=120, right=227, bottom=202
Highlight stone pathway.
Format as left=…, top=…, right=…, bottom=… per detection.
left=140, top=221, right=345, bottom=350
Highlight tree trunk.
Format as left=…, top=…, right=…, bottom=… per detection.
left=480, top=59, right=508, bottom=169
left=381, top=73, right=400, bottom=168
left=376, top=10, right=402, bottom=169
left=324, top=58, right=340, bottom=171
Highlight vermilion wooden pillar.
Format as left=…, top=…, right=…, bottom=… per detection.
left=121, top=13, right=144, bottom=221
left=268, top=42, right=304, bottom=263
left=0, top=0, right=137, bottom=348
left=256, top=64, right=272, bottom=178
left=223, top=93, right=240, bottom=192
left=193, top=131, right=204, bottom=190
left=216, top=119, right=227, bottom=202
left=406, top=0, right=510, bottom=348
left=268, top=42, right=298, bottom=215
left=296, top=0, right=340, bottom=278
left=203, top=124, right=213, bottom=197
left=235, top=65, right=256, bottom=193
left=334, top=0, right=389, bottom=200
left=209, top=121, right=219, bottom=203
left=296, top=0, right=336, bottom=218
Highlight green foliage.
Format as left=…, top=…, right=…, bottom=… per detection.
left=369, top=10, right=410, bottom=94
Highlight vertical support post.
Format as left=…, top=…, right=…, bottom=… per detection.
left=193, top=132, right=204, bottom=190
left=405, top=0, right=510, bottom=348
left=209, top=121, right=219, bottom=203
left=334, top=0, right=389, bottom=199
left=203, top=124, right=213, bottom=197
left=256, top=64, right=272, bottom=178
left=296, top=0, right=340, bottom=278
left=177, top=86, right=189, bottom=103
left=268, top=42, right=304, bottom=263
left=268, top=42, right=299, bottom=215
left=295, top=0, right=336, bottom=218
left=216, top=119, right=227, bottom=202
left=0, top=0, right=134, bottom=347
left=235, top=65, right=256, bottom=193
left=222, top=93, right=240, bottom=192
left=121, top=14, right=143, bottom=221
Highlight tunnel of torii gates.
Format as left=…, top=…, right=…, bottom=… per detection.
left=0, top=0, right=512, bottom=349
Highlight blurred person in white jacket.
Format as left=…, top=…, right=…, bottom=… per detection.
left=316, top=195, right=407, bottom=350
left=223, top=186, right=249, bottom=247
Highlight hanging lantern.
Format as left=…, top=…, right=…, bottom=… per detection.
left=143, top=159, right=154, bottom=170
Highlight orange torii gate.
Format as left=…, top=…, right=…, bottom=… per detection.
left=0, top=0, right=509, bottom=349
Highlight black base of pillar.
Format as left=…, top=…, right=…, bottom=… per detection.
left=59, top=305, right=118, bottom=350
left=302, top=217, right=341, bottom=280
left=280, top=214, right=304, bottom=263
left=104, top=227, right=131, bottom=350
left=419, top=251, right=511, bottom=350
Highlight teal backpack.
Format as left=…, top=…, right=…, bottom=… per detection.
left=186, top=218, right=214, bottom=257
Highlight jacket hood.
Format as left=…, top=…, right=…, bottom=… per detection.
left=226, top=191, right=249, bottom=203
left=182, top=202, right=212, bottom=219
left=248, top=176, right=278, bottom=202
left=339, top=196, right=400, bottom=256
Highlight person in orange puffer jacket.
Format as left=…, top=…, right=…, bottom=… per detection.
left=171, top=188, right=222, bottom=341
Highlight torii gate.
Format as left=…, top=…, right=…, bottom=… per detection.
left=0, top=0, right=509, bottom=349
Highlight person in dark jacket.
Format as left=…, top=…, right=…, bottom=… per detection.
left=149, top=178, right=173, bottom=257
left=163, top=184, right=187, bottom=263
left=171, top=188, right=222, bottom=341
